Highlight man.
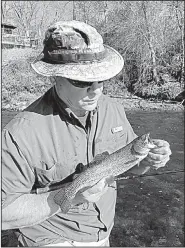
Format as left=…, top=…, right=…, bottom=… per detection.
left=2, top=21, right=171, bottom=247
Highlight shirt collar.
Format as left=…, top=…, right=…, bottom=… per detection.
left=51, top=86, right=98, bottom=121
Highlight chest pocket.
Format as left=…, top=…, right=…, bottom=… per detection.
left=33, top=160, right=77, bottom=189
left=34, top=164, right=56, bottom=187
left=95, top=129, right=127, bottom=155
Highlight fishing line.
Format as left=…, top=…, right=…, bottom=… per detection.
left=115, top=169, right=184, bottom=181
left=31, top=169, right=184, bottom=194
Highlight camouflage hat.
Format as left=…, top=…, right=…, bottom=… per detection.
left=31, top=20, right=124, bottom=82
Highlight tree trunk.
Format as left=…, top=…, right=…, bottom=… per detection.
left=149, top=42, right=159, bottom=84
left=173, top=1, right=184, bottom=86
left=142, top=2, right=159, bottom=84
left=181, top=28, right=185, bottom=85
left=73, top=1, right=76, bottom=20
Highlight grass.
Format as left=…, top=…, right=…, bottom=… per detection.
left=2, top=48, right=52, bottom=110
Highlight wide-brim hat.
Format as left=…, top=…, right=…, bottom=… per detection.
left=31, top=20, right=124, bottom=82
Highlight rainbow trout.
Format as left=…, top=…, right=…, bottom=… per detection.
left=53, top=133, right=156, bottom=213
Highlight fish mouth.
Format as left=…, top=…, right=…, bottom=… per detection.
left=147, top=135, right=156, bottom=149
left=132, top=133, right=156, bottom=157
left=143, top=133, right=156, bottom=149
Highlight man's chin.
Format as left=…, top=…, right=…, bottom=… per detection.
left=82, top=102, right=97, bottom=111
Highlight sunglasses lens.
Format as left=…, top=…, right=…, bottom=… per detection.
left=69, top=80, right=93, bottom=88
left=68, top=79, right=104, bottom=88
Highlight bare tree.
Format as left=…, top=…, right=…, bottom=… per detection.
left=11, top=1, right=40, bottom=36
left=140, top=1, right=159, bottom=83
left=173, top=1, right=184, bottom=84
left=1, top=1, right=13, bottom=23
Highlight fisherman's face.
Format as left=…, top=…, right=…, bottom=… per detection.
left=55, top=77, right=104, bottom=112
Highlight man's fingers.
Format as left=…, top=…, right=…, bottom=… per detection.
left=152, top=160, right=169, bottom=169
left=150, top=147, right=172, bottom=155
left=152, top=139, right=170, bottom=147
left=145, top=156, right=170, bottom=164
left=134, top=139, right=172, bottom=174
left=148, top=152, right=170, bottom=161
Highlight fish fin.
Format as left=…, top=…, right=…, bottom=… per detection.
left=60, top=200, right=72, bottom=214
left=54, top=188, right=73, bottom=214
left=124, top=158, right=138, bottom=165
left=72, top=174, right=79, bottom=180
left=77, top=176, right=115, bottom=195
left=94, top=151, right=109, bottom=162
left=75, top=163, right=85, bottom=173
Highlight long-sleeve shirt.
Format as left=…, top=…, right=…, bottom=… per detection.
left=2, top=86, right=137, bottom=246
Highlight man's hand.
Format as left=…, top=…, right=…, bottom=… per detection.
left=127, top=139, right=172, bottom=175
left=72, top=178, right=109, bottom=206
left=144, top=139, right=172, bottom=169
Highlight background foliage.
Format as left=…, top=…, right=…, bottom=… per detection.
left=2, top=1, right=184, bottom=100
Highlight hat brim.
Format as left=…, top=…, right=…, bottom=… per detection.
left=31, top=45, right=124, bottom=82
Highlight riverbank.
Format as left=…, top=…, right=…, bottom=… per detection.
left=2, top=93, right=184, bottom=112
left=110, top=95, right=184, bottom=112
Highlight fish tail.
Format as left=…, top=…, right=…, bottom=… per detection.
left=54, top=188, right=73, bottom=214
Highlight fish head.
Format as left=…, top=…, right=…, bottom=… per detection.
left=133, top=133, right=156, bottom=157
left=140, top=133, right=156, bottom=149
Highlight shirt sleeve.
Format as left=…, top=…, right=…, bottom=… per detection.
left=2, top=129, right=35, bottom=209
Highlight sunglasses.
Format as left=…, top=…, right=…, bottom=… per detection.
left=68, top=79, right=105, bottom=88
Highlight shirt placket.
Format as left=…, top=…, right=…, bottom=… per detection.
left=69, top=110, right=108, bottom=239
left=86, top=110, right=98, bottom=163
left=72, top=111, right=96, bottom=166
left=86, top=110, right=109, bottom=240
